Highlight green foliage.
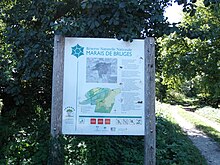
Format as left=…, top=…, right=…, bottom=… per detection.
left=157, top=1, right=220, bottom=107
left=1, top=0, right=218, bottom=119
left=0, top=0, right=181, bottom=116
left=0, top=0, right=55, bottom=118
left=1, top=103, right=209, bottom=164
left=156, top=103, right=207, bottom=165
left=0, top=106, right=50, bottom=164
left=55, top=0, right=174, bottom=39
left=62, top=136, right=144, bottom=165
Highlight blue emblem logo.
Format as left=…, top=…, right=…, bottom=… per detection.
left=71, top=44, right=84, bottom=58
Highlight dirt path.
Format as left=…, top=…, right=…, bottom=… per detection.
left=170, top=105, right=220, bottom=165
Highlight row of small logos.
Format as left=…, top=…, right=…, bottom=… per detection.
left=79, top=118, right=142, bottom=125
left=90, top=118, right=111, bottom=125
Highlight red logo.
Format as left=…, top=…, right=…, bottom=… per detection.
left=98, top=119, right=103, bottom=124
left=90, top=118, right=96, bottom=124
left=105, top=119, right=111, bottom=124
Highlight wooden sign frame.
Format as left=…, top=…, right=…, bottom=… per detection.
left=50, top=35, right=155, bottom=165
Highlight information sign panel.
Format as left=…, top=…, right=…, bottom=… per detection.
left=62, top=38, right=145, bottom=135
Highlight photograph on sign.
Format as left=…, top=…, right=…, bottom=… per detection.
left=62, top=38, right=145, bottom=135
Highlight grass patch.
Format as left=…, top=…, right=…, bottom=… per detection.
left=178, top=109, right=220, bottom=145
left=195, top=106, right=220, bottom=124
left=156, top=103, right=207, bottom=165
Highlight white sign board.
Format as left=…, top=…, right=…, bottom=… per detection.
left=62, top=38, right=145, bottom=135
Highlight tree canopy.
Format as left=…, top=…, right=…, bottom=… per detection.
left=158, top=0, right=220, bottom=107
left=1, top=0, right=192, bottom=120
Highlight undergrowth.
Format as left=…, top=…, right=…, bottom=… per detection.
left=156, top=103, right=207, bottom=165
left=0, top=103, right=207, bottom=164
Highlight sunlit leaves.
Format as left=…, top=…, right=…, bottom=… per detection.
left=158, top=0, right=220, bottom=107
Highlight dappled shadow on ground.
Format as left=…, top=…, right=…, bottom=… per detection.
left=195, top=124, right=220, bottom=145
left=187, top=127, right=220, bottom=165
left=172, top=107, right=220, bottom=165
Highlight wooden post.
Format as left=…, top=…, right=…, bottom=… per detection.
left=144, top=37, right=156, bottom=165
left=49, top=35, right=65, bottom=165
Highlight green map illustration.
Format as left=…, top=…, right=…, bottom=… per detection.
left=80, top=87, right=121, bottom=113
